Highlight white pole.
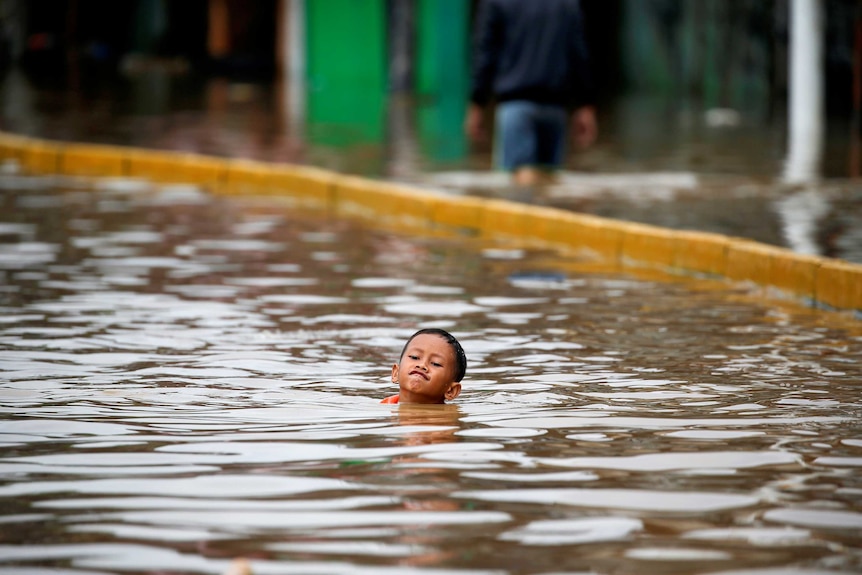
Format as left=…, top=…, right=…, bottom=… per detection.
left=784, top=0, right=825, bottom=183
left=284, top=0, right=305, bottom=137
left=287, top=0, right=305, bottom=85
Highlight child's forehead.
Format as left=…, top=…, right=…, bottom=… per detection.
left=405, top=334, right=452, bottom=354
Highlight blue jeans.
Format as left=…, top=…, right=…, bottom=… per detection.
left=495, top=100, right=568, bottom=171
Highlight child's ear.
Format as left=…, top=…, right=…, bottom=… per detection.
left=391, top=364, right=399, bottom=383
left=444, top=382, right=462, bottom=401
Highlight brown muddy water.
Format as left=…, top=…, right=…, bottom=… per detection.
left=0, top=169, right=861, bottom=575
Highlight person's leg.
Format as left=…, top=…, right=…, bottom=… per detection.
left=495, top=101, right=539, bottom=183
left=512, top=165, right=545, bottom=186
left=534, top=104, right=569, bottom=181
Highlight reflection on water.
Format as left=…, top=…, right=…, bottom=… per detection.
left=1, top=171, right=861, bottom=575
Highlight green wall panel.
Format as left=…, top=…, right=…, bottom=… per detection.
left=305, top=0, right=387, bottom=146
left=415, top=0, right=470, bottom=162
left=415, top=0, right=469, bottom=96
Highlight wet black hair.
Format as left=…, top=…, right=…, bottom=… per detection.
left=399, top=328, right=467, bottom=382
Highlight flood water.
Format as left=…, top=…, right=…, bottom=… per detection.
left=1, top=69, right=861, bottom=264
left=1, top=169, right=861, bottom=575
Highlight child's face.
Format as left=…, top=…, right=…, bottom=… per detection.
left=391, top=333, right=462, bottom=404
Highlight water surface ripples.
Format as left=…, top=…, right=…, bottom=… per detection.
left=0, top=172, right=861, bottom=575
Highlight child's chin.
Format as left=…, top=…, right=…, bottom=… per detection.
left=405, top=376, right=429, bottom=388
left=404, top=381, right=436, bottom=399
left=404, top=383, right=426, bottom=396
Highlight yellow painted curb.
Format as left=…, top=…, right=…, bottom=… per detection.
left=725, top=240, right=787, bottom=286
left=266, top=164, right=337, bottom=208
left=771, top=252, right=824, bottom=304
left=333, top=175, right=438, bottom=230
left=481, top=199, right=528, bottom=238
left=0, top=132, right=31, bottom=163
left=673, top=231, right=729, bottom=277
left=127, top=149, right=226, bottom=186
left=223, top=159, right=273, bottom=194
left=433, top=194, right=485, bottom=233
left=816, top=260, right=862, bottom=312
left=60, top=144, right=129, bottom=177
left=540, top=211, right=622, bottom=263
left=518, top=205, right=562, bottom=243
left=620, top=222, right=676, bottom=268
left=21, top=140, right=63, bottom=175
left=0, top=130, right=860, bottom=315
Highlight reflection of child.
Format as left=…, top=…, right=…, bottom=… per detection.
left=382, top=328, right=466, bottom=404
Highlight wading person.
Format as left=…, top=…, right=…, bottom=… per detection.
left=465, top=0, right=598, bottom=187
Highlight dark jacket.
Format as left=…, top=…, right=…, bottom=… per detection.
left=469, top=0, right=596, bottom=110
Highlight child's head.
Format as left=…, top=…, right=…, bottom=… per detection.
left=391, top=328, right=466, bottom=404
